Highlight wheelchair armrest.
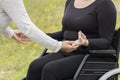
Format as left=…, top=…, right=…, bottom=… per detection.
left=89, top=50, right=116, bottom=57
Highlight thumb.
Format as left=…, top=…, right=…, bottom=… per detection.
left=81, top=32, right=86, bottom=39
left=78, top=31, right=82, bottom=39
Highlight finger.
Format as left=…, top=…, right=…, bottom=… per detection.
left=81, top=32, right=87, bottom=39
left=66, top=41, right=75, bottom=45
left=19, top=37, right=30, bottom=44
left=13, top=34, right=21, bottom=42
left=78, top=31, right=82, bottom=39
left=20, top=38, right=31, bottom=42
left=72, top=46, right=79, bottom=50
left=20, top=39, right=31, bottom=43
left=69, top=47, right=77, bottom=52
left=78, top=31, right=86, bottom=39
left=19, top=34, right=31, bottom=42
left=72, top=43, right=77, bottom=47
left=13, top=30, right=30, bottom=44
left=18, top=40, right=30, bottom=44
left=14, top=30, right=30, bottom=40
left=13, top=34, right=29, bottom=44
left=69, top=45, right=78, bottom=52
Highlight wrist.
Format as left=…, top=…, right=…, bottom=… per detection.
left=56, top=41, right=62, bottom=52
left=83, top=39, right=89, bottom=46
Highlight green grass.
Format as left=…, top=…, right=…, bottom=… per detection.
left=0, top=0, right=120, bottom=80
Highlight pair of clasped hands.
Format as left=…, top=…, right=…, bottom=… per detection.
left=12, top=30, right=89, bottom=53
left=61, top=31, right=89, bottom=53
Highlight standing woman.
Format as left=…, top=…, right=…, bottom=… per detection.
left=25, top=0, right=116, bottom=80
left=0, top=0, right=77, bottom=52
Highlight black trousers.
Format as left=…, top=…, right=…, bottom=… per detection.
left=26, top=52, right=84, bottom=80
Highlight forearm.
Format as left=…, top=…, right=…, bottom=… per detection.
left=88, top=38, right=111, bottom=50
left=24, top=23, right=62, bottom=52
left=2, top=0, right=62, bottom=52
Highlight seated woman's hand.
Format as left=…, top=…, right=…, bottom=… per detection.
left=72, top=31, right=89, bottom=47
left=78, top=31, right=89, bottom=46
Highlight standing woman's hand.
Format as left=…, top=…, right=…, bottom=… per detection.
left=12, top=30, right=31, bottom=44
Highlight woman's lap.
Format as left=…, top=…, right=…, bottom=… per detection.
left=27, top=52, right=84, bottom=80
left=41, top=53, right=84, bottom=79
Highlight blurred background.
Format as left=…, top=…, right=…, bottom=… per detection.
left=0, top=0, right=120, bottom=80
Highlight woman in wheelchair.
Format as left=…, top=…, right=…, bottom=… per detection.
left=25, top=0, right=116, bottom=80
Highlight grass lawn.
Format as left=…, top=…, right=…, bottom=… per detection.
left=0, top=0, right=120, bottom=80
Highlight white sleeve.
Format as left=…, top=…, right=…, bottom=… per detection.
left=1, top=0, right=62, bottom=52
left=0, top=26, right=14, bottom=38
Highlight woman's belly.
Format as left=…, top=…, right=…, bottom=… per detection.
left=63, top=30, right=99, bottom=40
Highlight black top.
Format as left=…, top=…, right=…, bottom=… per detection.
left=48, top=0, right=116, bottom=53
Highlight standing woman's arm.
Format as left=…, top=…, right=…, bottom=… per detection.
left=1, top=0, right=62, bottom=52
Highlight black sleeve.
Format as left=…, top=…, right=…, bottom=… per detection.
left=47, top=26, right=66, bottom=41
left=88, top=0, right=117, bottom=50
left=47, top=31, right=63, bottom=41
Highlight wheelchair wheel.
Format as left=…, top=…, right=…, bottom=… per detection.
left=99, top=68, right=120, bottom=80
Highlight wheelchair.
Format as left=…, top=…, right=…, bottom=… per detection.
left=22, top=28, right=120, bottom=80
